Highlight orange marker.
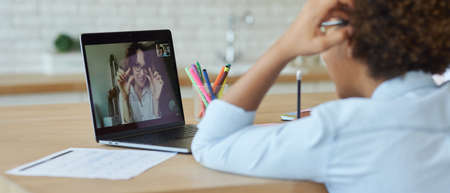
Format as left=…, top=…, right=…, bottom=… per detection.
left=212, top=66, right=226, bottom=92
left=214, top=65, right=230, bottom=95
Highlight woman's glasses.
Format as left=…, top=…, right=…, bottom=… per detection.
left=132, top=64, right=147, bottom=74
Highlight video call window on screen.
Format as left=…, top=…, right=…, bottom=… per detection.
left=156, top=43, right=170, bottom=57
left=84, top=41, right=181, bottom=129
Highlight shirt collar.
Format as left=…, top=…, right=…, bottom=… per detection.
left=141, top=86, right=151, bottom=96
left=130, top=85, right=151, bottom=96
left=371, top=71, right=437, bottom=99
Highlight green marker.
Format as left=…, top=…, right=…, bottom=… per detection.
left=196, top=61, right=204, bottom=83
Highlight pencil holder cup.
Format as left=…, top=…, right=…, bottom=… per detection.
left=192, top=84, right=228, bottom=121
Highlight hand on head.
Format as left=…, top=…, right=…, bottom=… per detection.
left=116, top=68, right=134, bottom=97
left=277, top=0, right=352, bottom=59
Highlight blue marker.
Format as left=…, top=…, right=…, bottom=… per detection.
left=202, top=69, right=216, bottom=100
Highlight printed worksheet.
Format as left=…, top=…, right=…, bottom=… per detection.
left=6, top=148, right=176, bottom=180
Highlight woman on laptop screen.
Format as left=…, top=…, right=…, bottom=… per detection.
left=116, top=43, right=164, bottom=123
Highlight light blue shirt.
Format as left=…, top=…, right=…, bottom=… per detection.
left=192, top=71, right=450, bottom=193
left=129, top=85, right=157, bottom=122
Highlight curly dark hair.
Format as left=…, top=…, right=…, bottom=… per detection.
left=350, top=0, right=449, bottom=80
left=126, top=42, right=148, bottom=68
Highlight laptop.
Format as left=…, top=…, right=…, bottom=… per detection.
left=80, top=30, right=197, bottom=153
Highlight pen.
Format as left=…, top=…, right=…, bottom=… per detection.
left=189, top=67, right=212, bottom=103
left=185, top=67, right=209, bottom=107
left=202, top=69, right=216, bottom=100
left=320, top=19, right=348, bottom=32
left=321, top=19, right=348, bottom=27
left=297, top=70, right=302, bottom=119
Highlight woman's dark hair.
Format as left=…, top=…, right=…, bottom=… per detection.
left=126, top=42, right=148, bottom=68
left=350, top=0, right=449, bottom=80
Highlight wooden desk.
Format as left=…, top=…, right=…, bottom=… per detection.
left=0, top=74, right=87, bottom=95
left=0, top=93, right=337, bottom=193
left=0, top=73, right=330, bottom=95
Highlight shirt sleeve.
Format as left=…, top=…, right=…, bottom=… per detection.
left=191, top=100, right=334, bottom=182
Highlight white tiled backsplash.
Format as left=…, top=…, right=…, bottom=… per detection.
left=0, top=0, right=306, bottom=74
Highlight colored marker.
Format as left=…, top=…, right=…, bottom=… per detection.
left=185, top=67, right=209, bottom=107
left=191, top=64, right=199, bottom=74
left=213, top=65, right=226, bottom=91
left=217, top=79, right=227, bottom=98
left=214, top=65, right=230, bottom=95
left=189, top=67, right=212, bottom=103
left=202, top=69, right=216, bottom=100
left=196, top=61, right=204, bottom=83
left=297, top=70, right=302, bottom=119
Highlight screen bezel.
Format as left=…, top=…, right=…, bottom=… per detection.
left=80, top=30, right=186, bottom=141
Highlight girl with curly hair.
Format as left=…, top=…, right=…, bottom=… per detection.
left=192, top=0, right=449, bottom=192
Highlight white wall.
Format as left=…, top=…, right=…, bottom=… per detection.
left=0, top=0, right=306, bottom=74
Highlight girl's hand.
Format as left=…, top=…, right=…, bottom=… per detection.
left=147, top=67, right=164, bottom=100
left=222, top=0, right=351, bottom=111
left=116, top=68, right=133, bottom=98
left=276, top=0, right=351, bottom=60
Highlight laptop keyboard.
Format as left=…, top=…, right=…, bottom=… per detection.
left=115, top=125, right=198, bottom=145
left=181, top=125, right=197, bottom=137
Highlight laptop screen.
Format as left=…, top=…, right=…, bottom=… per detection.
left=81, top=31, right=184, bottom=138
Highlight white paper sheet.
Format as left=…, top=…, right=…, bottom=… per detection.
left=6, top=148, right=176, bottom=180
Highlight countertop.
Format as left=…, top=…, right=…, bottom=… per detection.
left=0, top=72, right=330, bottom=95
